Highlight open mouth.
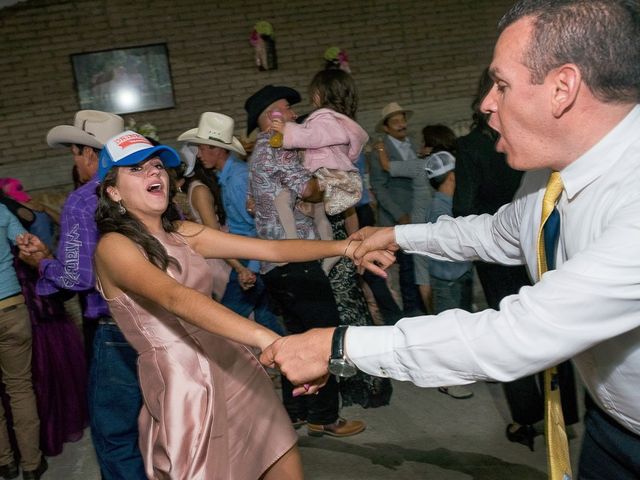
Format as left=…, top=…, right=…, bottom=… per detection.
left=147, top=183, right=163, bottom=193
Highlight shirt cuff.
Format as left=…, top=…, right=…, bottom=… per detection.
left=345, top=325, right=397, bottom=378
left=395, top=223, right=434, bottom=255
left=36, top=259, right=60, bottom=296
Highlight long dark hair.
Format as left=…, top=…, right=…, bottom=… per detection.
left=471, top=67, right=499, bottom=139
left=309, top=69, right=358, bottom=119
left=183, top=159, right=226, bottom=226
left=422, top=124, right=457, bottom=155
left=96, top=168, right=181, bottom=272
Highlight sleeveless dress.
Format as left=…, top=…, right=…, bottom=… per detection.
left=99, top=234, right=296, bottom=479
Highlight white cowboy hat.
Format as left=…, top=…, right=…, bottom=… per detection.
left=177, top=112, right=246, bottom=156
left=375, top=102, right=414, bottom=133
left=47, top=110, right=124, bottom=149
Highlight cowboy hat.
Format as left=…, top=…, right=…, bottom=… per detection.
left=177, top=112, right=246, bottom=156
left=244, top=85, right=301, bottom=135
left=46, top=110, right=125, bottom=149
left=375, top=102, right=413, bottom=133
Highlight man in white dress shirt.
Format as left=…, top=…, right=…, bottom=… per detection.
left=261, top=1, right=640, bottom=478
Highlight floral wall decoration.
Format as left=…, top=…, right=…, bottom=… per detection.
left=323, top=46, right=351, bottom=73
left=249, top=21, right=278, bottom=71
left=127, top=117, right=160, bottom=141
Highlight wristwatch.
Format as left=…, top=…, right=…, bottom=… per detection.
left=328, top=326, right=357, bottom=377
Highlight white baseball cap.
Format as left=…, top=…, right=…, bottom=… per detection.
left=424, top=151, right=456, bottom=179
left=98, top=131, right=180, bottom=180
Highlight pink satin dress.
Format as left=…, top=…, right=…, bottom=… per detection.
left=102, top=233, right=296, bottom=479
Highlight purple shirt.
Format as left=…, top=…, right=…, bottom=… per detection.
left=249, top=132, right=317, bottom=274
left=37, top=176, right=109, bottom=319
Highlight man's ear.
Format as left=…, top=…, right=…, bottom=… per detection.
left=551, top=64, right=581, bottom=118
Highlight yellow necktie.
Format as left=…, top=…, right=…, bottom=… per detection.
left=537, top=171, right=572, bottom=480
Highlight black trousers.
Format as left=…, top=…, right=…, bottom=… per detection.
left=502, top=361, right=579, bottom=426
left=475, top=262, right=579, bottom=426
left=578, top=395, right=640, bottom=479
left=356, top=204, right=402, bottom=325
left=263, top=261, right=340, bottom=425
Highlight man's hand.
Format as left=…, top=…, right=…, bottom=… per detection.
left=260, top=328, right=333, bottom=386
left=349, top=226, right=399, bottom=266
left=246, top=196, right=256, bottom=217
left=16, top=233, right=51, bottom=268
left=343, top=239, right=396, bottom=277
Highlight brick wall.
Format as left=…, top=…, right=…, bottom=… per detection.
left=0, top=0, right=513, bottom=191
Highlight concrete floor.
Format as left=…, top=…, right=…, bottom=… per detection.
left=43, top=379, right=584, bottom=479
left=41, top=267, right=585, bottom=479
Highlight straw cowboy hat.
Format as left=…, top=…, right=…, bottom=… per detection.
left=46, top=110, right=124, bottom=149
left=375, top=102, right=413, bottom=133
left=177, top=112, right=246, bottom=156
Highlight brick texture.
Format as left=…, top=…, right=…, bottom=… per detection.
left=0, top=0, right=513, bottom=191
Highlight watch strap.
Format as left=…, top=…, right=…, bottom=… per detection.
left=331, top=326, right=348, bottom=360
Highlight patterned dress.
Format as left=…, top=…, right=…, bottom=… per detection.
left=327, top=214, right=393, bottom=408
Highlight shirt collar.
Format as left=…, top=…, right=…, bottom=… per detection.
left=388, top=135, right=411, bottom=150
left=561, top=105, right=640, bottom=200
left=218, top=153, right=238, bottom=186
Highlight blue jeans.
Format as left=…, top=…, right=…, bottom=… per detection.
left=430, top=270, right=473, bottom=314
left=221, top=271, right=285, bottom=335
left=88, top=323, right=146, bottom=480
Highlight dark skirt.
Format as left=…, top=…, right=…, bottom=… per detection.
left=13, top=256, right=89, bottom=456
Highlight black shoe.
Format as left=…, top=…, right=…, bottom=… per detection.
left=22, top=457, right=47, bottom=480
left=506, top=423, right=536, bottom=452
left=0, top=460, right=18, bottom=480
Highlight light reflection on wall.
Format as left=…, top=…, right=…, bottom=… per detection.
left=114, top=87, right=140, bottom=110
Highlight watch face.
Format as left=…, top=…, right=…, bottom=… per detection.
left=329, top=359, right=357, bottom=378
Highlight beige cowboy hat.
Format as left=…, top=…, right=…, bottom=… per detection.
left=177, top=112, right=246, bottom=156
left=375, top=102, right=414, bottom=133
left=46, top=110, right=124, bottom=149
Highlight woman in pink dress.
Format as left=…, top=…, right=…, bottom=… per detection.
left=89, top=131, right=391, bottom=479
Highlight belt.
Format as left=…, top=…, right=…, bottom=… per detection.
left=0, top=294, right=25, bottom=313
left=97, top=316, right=118, bottom=326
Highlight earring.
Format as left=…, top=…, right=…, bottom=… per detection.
left=118, top=200, right=126, bottom=215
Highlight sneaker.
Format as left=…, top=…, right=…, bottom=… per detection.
left=0, top=460, right=18, bottom=480
left=438, top=386, right=474, bottom=399
left=22, top=457, right=47, bottom=480
left=307, top=417, right=366, bottom=437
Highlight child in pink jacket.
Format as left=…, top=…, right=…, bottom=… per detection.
left=271, top=69, right=368, bottom=272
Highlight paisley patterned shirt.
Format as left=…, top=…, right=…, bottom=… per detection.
left=248, top=132, right=318, bottom=274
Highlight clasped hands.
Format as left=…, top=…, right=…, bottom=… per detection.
left=15, top=232, right=51, bottom=268
left=260, top=226, right=399, bottom=395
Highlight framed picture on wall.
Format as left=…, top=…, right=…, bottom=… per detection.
left=70, top=43, right=175, bottom=115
